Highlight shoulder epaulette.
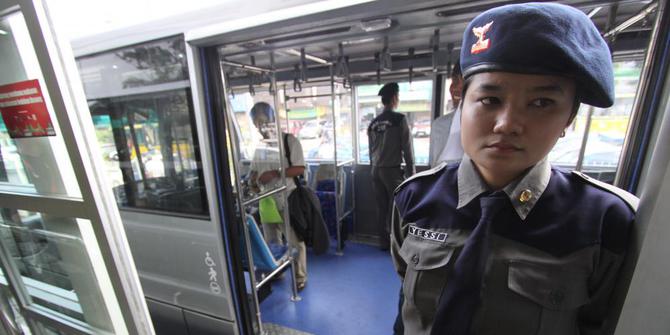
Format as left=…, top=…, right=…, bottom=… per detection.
left=571, top=171, right=639, bottom=212
left=394, top=161, right=449, bottom=195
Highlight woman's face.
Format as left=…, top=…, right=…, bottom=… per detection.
left=461, top=72, right=576, bottom=185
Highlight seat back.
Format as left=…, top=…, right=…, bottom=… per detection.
left=241, top=215, right=286, bottom=272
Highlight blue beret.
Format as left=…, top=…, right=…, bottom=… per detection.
left=460, top=2, right=614, bottom=108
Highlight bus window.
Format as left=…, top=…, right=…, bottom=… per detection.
left=77, top=36, right=207, bottom=216
left=282, top=83, right=353, bottom=163
left=548, top=59, right=644, bottom=184
left=356, top=80, right=433, bottom=166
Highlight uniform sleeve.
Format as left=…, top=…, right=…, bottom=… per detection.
left=367, top=126, right=374, bottom=164
left=578, top=250, right=625, bottom=335
left=428, top=122, right=437, bottom=168
left=578, top=209, right=634, bottom=335
left=401, top=117, right=415, bottom=178
left=391, top=202, right=409, bottom=278
left=288, top=134, right=305, bottom=167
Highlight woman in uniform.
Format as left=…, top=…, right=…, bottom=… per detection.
left=391, top=3, right=638, bottom=335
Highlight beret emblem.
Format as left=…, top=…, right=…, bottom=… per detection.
left=471, top=21, right=493, bottom=55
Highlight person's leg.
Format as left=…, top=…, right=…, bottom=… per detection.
left=393, top=286, right=405, bottom=335
left=261, top=222, right=283, bottom=244
left=371, top=167, right=391, bottom=250
left=287, top=224, right=307, bottom=288
left=379, top=167, right=404, bottom=250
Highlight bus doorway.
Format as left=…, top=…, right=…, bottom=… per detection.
left=191, top=1, right=656, bottom=334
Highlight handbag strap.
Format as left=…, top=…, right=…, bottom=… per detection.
left=283, top=133, right=302, bottom=187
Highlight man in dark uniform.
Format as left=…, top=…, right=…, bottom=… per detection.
left=391, top=3, right=638, bottom=335
left=368, top=82, right=414, bottom=250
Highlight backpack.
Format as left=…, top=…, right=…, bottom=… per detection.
left=283, top=134, right=330, bottom=255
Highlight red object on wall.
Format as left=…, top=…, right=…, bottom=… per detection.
left=0, top=79, right=56, bottom=138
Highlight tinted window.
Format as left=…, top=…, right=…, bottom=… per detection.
left=77, top=36, right=188, bottom=99
left=78, top=36, right=207, bottom=216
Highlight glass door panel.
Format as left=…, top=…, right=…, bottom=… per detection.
left=0, top=11, right=80, bottom=198
left=0, top=2, right=153, bottom=334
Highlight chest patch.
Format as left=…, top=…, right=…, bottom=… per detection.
left=408, top=224, right=448, bottom=242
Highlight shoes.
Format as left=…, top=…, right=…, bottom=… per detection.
left=297, top=282, right=306, bottom=292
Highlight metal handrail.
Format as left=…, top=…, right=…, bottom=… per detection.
left=241, top=186, right=287, bottom=207
left=337, top=159, right=355, bottom=167
left=255, top=260, right=292, bottom=290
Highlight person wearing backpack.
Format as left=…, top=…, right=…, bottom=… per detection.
left=249, top=102, right=308, bottom=291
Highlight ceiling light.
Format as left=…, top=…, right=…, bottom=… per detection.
left=283, top=49, right=329, bottom=64
left=360, top=18, right=392, bottom=32
left=0, top=29, right=7, bottom=35
left=342, top=37, right=377, bottom=45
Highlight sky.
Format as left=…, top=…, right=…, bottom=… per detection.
left=49, top=0, right=235, bottom=40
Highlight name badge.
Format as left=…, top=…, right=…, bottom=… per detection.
left=408, top=224, right=448, bottom=242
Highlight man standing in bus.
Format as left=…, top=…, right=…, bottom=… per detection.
left=249, top=102, right=308, bottom=291
left=429, top=59, right=464, bottom=167
left=367, top=83, right=414, bottom=250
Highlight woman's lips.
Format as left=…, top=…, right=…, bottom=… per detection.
left=485, top=142, right=522, bottom=152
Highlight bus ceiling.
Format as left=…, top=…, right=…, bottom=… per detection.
left=215, top=0, right=656, bottom=88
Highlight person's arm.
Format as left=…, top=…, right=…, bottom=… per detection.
left=578, top=249, right=627, bottom=335
left=401, top=116, right=415, bottom=178
left=578, top=210, right=634, bottom=335
left=391, top=203, right=408, bottom=278
left=428, top=123, right=437, bottom=168
left=259, top=134, right=306, bottom=184
left=367, top=126, right=374, bottom=165
left=257, top=167, right=304, bottom=184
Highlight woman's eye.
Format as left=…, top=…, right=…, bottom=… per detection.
left=530, top=98, right=555, bottom=108
left=479, top=97, right=500, bottom=105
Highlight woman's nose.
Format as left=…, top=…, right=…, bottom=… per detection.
left=492, top=106, right=523, bottom=135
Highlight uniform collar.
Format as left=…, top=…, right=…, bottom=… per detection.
left=457, top=155, right=551, bottom=220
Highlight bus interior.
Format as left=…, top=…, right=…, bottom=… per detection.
left=49, top=0, right=662, bottom=334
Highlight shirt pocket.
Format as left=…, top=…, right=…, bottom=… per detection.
left=507, top=260, right=590, bottom=335
left=399, top=236, right=455, bottom=318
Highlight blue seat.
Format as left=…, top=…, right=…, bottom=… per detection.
left=240, top=215, right=287, bottom=272
left=315, top=180, right=338, bottom=237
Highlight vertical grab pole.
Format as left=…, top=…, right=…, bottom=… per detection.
left=272, top=69, right=301, bottom=302
left=575, top=105, right=595, bottom=172
left=330, top=65, right=344, bottom=255
left=219, top=65, right=265, bottom=334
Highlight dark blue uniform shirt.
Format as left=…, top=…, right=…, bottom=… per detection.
left=391, top=157, right=637, bottom=335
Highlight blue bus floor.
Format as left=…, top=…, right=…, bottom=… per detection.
left=260, top=242, right=401, bottom=335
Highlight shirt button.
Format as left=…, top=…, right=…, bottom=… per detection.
left=411, top=255, right=419, bottom=264
left=519, top=189, right=533, bottom=203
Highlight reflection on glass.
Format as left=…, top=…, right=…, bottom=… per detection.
left=356, top=80, right=433, bottom=165
left=77, top=36, right=188, bottom=98
left=75, top=35, right=205, bottom=215
left=548, top=60, right=643, bottom=183
left=87, top=89, right=207, bottom=215
left=0, top=209, right=113, bottom=332
left=227, top=88, right=285, bottom=201
left=0, top=12, right=81, bottom=198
